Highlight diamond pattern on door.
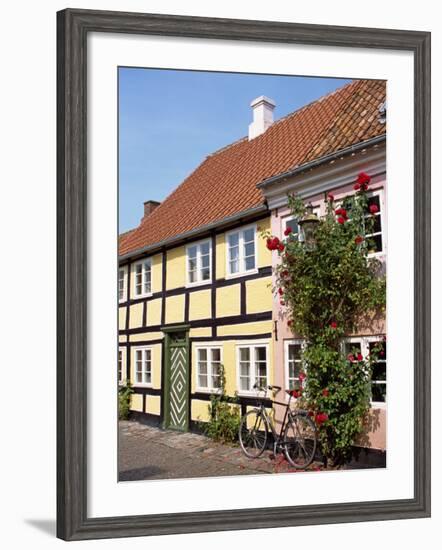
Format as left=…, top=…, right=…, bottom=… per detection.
left=169, top=346, right=188, bottom=430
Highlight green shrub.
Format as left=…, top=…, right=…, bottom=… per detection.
left=264, top=174, right=386, bottom=465
left=205, top=365, right=241, bottom=444
left=118, top=381, right=134, bottom=420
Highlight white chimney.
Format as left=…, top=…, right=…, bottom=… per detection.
left=248, top=96, right=275, bottom=140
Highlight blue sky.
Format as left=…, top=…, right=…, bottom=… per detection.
left=119, top=68, right=351, bottom=232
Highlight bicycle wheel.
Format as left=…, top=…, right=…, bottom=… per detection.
left=283, top=413, right=317, bottom=469
left=239, top=409, right=268, bottom=458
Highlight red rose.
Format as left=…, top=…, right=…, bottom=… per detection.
left=355, top=235, right=364, bottom=245
left=278, top=288, right=284, bottom=296
left=340, top=208, right=348, bottom=218
left=328, top=193, right=335, bottom=201
left=291, top=389, right=301, bottom=398
left=299, top=372, right=306, bottom=382
left=308, top=410, right=314, bottom=417
left=284, top=226, right=293, bottom=236
left=315, top=412, right=328, bottom=424
left=335, top=208, right=343, bottom=216
left=357, top=353, right=363, bottom=361
left=357, top=172, right=371, bottom=185
left=353, top=183, right=361, bottom=191
left=322, top=388, right=329, bottom=397
left=330, top=321, right=337, bottom=329
left=287, top=320, right=292, bottom=327
left=278, top=242, right=285, bottom=252
left=280, top=300, right=285, bottom=306
left=281, top=270, right=289, bottom=278
left=266, top=237, right=280, bottom=251
left=369, top=204, right=379, bottom=214
left=347, top=353, right=355, bottom=362
left=337, top=216, right=345, bottom=225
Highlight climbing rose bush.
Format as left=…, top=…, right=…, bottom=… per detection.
left=264, top=172, right=386, bottom=465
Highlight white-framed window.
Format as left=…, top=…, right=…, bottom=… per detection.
left=134, top=347, right=152, bottom=386
left=364, top=191, right=384, bottom=255
left=282, top=206, right=320, bottom=242
left=196, top=346, right=222, bottom=391
left=186, top=239, right=211, bottom=285
left=343, top=336, right=386, bottom=404
left=133, top=259, right=152, bottom=297
left=118, top=267, right=126, bottom=302
left=118, top=348, right=125, bottom=384
left=226, top=225, right=257, bottom=277
left=237, top=343, right=269, bottom=393
left=285, top=340, right=305, bottom=389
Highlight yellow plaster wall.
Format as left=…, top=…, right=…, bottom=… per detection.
left=151, top=253, right=162, bottom=293
left=189, top=289, right=211, bottom=321
left=145, top=395, right=161, bottom=415
left=256, top=217, right=272, bottom=269
left=246, top=277, right=273, bottom=314
left=129, top=302, right=144, bottom=329
left=166, top=246, right=186, bottom=290
left=189, top=327, right=212, bottom=338
left=216, top=284, right=240, bottom=317
left=119, top=334, right=127, bottom=344
left=165, top=294, right=185, bottom=324
left=131, top=393, right=143, bottom=412
left=118, top=307, right=126, bottom=329
left=191, top=399, right=210, bottom=422
left=217, top=320, right=272, bottom=337
left=129, top=331, right=163, bottom=343
left=147, top=298, right=162, bottom=327
left=215, top=234, right=226, bottom=280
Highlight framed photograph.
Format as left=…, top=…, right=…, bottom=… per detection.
left=57, top=8, right=431, bottom=541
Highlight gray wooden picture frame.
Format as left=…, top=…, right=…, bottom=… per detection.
left=57, top=8, right=431, bottom=541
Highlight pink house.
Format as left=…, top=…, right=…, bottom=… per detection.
left=258, top=136, right=387, bottom=452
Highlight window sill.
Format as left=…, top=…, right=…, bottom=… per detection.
left=225, top=268, right=258, bottom=280
left=133, top=383, right=154, bottom=388
left=195, top=388, right=222, bottom=395
left=185, top=279, right=212, bottom=289
left=133, top=292, right=153, bottom=299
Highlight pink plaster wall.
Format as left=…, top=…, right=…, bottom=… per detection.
left=270, top=174, right=387, bottom=450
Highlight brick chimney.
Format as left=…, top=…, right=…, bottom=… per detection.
left=142, top=200, right=160, bottom=221
left=248, top=96, right=275, bottom=140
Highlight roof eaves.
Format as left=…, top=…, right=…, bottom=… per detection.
left=256, top=134, right=386, bottom=190
left=119, top=203, right=268, bottom=262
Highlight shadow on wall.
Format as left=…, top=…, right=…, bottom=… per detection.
left=356, top=407, right=382, bottom=449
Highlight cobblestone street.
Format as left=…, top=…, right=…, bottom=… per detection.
left=118, top=420, right=323, bottom=481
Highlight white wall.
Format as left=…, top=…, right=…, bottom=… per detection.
left=0, top=1, right=439, bottom=548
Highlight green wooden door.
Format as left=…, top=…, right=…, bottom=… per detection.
left=164, top=330, right=189, bottom=431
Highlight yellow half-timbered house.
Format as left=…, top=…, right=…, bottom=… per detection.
left=118, top=80, right=386, bottom=434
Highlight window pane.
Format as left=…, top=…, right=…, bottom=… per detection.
left=228, top=233, right=239, bottom=247
left=198, top=349, right=207, bottom=362
left=366, top=195, right=380, bottom=211
left=240, top=376, right=249, bottom=391
left=200, top=242, right=210, bottom=255
left=198, top=375, right=208, bottom=387
left=244, top=242, right=255, bottom=258
left=367, top=234, right=382, bottom=253
left=372, top=362, right=386, bottom=381
left=372, top=383, right=386, bottom=402
left=201, top=254, right=210, bottom=268
left=243, top=228, right=254, bottom=243
left=239, top=348, right=250, bottom=362
left=285, top=217, right=299, bottom=235
left=211, top=348, right=221, bottom=362
left=188, top=258, right=197, bottom=271
left=189, top=270, right=197, bottom=283
left=188, top=245, right=197, bottom=259
left=288, top=344, right=301, bottom=361
left=255, top=347, right=266, bottom=362
left=245, top=256, right=255, bottom=271
left=229, top=245, right=239, bottom=261
left=201, top=268, right=210, bottom=280
left=229, top=260, right=239, bottom=273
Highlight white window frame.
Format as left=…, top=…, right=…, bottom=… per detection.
left=133, top=346, right=153, bottom=387
left=284, top=339, right=306, bottom=391
left=282, top=206, right=320, bottom=242
left=118, top=347, right=125, bottom=385
left=118, top=266, right=127, bottom=302
left=194, top=344, right=223, bottom=393
left=186, top=239, right=212, bottom=287
left=133, top=258, right=152, bottom=298
left=343, top=335, right=386, bottom=407
left=236, top=341, right=269, bottom=396
left=225, top=224, right=258, bottom=278
left=364, top=189, right=385, bottom=258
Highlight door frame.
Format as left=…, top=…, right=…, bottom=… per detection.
left=162, top=324, right=190, bottom=431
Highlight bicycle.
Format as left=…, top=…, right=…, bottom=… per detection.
left=238, top=384, right=317, bottom=469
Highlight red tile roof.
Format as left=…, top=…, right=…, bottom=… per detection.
left=119, top=79, right=385, bottom=257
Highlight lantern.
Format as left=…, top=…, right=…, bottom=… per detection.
left=298, top=204, right=319, bottom=250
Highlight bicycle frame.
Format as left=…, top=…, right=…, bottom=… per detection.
left=256, top=392, right=295, bottom=452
